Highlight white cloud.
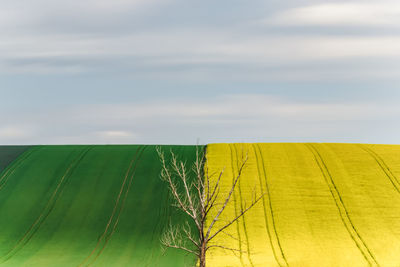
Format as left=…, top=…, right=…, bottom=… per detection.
left=265, top=2, right=400, bottom=26
left=209, top=36, right=400, bottom=62
left=96, top=130, right=134, bottom=138
left=0, top=126, right=33, bottom=141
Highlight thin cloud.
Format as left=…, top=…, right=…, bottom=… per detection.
left=264, top=2, right=400, bottom=26
left=2, top=94, right=399, bottom=144
left=0, top=126, right=34, bottom=141
left=1, top=0, right=400, bottom=82
left=2, top=32, right=400, bottom=77
left=74, top=94, right=399, bottom=122
left=96, top=130, right=135, bottom=138
left=0, top=0, right=167, bottom=25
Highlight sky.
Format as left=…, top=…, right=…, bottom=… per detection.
left=1, top=0, right=400, bottom=145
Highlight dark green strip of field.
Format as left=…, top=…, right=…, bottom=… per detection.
left=0, top=146, right=31, bottom=173
left=0, top=145, right=199, bottom=267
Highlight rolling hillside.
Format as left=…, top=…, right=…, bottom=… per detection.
left=0, top=145, right=199, bottom=267
left=205, top=143, right=400, bottom=267
left=1, top=143, right=400, bottom=266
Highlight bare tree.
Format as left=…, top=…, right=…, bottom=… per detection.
left=157, top=147, right=264, bottom=267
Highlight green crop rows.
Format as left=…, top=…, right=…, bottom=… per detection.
left=0, top=145, right=199, bottom=267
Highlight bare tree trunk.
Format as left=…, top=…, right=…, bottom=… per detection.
left=199, top=242, right=206, bottom=267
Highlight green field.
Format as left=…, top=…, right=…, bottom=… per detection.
left=0, top=145, right=199, bottom=267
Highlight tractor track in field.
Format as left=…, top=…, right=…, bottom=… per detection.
left=253, top=144, right=288, bottom=267
left=358, top=144, right=400, bottom=195
left=0, top=146, right=92, bottom=264
left=89, top=146, right=147, bottom=266
left=306, top=144, right=380, bottom=267
left=78, top=146, right=140, bottom=267
left=232, top=144, right=255, bottom=267
left=0, top=147, right=39, bottom=191
left=79, top=146, right=146, bottom=267
left=229, top=144, right=245, bottom=266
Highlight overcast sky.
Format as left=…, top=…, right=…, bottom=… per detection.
left=1, top=0, right=400, bottom=145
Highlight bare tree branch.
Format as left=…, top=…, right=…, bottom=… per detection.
left=157, top=148, right=200, bottom=228
left=207, top=193, right=264, bottom=243
left=205, top=156, right=248, bottom=241
left=161, top=223, right=199, bottom=256
left=157, top=146, right=263, bottom=267
left=207, top=168, right=224, bottom=204
left=206, top=245, right=247, bottom=253
left=220, top=230, right=242, bottom=243
left=182, top=222, right=200, bottom=248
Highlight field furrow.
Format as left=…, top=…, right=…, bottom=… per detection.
left=358, top=144, right=400, bottom=194
left=321, top=144, right=400, bottom=266
left=78, top=147, right=141, bottom=267
left=253, top=144, right=288, bottom=267
left=229, top=144, right=246, bottom=266
left=306, top=144, right=378, bottom=266
left=86, top=146, right=146, bottom=266
left=231, top=144, right=254, bottom=266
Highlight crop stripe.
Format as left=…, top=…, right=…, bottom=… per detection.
left=253, top=144, right=289, bottom=267
left=78, top=146, right=141, bottom=266
left=78, top=146, right=145, bottom=267
left=88, top=146, right=147, bottom=266
left=0, top=147, right=39, bottom=191
left=229, top=144, right=245, bottom=266
left=232, top=145, right=255, bottom=267
left=0, top=146, right=92, bottom=263
left=306, top=144, right=379, bottom=267
left=358, top=144, right=400, bottom=194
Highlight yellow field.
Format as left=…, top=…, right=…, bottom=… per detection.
left=205, top=143, right=400, bottom=267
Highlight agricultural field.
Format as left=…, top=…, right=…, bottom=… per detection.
left=0, top=145, right=199, bottom=267
left=206, top=143, right=400, bottom=267
left=1, top=143, right=400, bottom=266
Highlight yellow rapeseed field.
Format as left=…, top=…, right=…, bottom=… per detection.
left=205, top=143, right=400, bottom=267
